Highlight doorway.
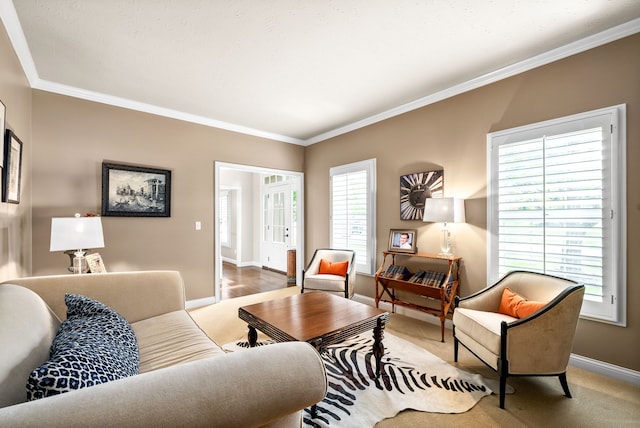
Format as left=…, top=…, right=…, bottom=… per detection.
left=214, top=162, right=304, bottom=302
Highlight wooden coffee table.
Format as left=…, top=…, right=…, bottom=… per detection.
left=238, top=291, right=390, bottom=377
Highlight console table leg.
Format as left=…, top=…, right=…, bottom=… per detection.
left=248, top=326, right=258, bottom=347
left=372, top=317, right=386, bottom=378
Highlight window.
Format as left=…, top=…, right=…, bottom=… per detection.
left=487, top=105, right=626, bottom=325
left=330, top=159, right=376, bottom=275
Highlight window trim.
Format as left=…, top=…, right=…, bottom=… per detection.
left=330, top=158, right=377, bottom=275
left=486, top=105, right=626, bottom=326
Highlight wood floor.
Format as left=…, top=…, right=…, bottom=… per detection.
left=220, top=261, right=290, bottom=300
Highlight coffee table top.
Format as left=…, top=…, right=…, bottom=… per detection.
left=238, top=291, right=388, bottom=346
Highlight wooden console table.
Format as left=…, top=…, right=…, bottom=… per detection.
left=374, top=251, right=461, bottom=342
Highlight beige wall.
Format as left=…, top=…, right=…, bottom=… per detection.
left=0, top=22, right=32, bottom=281
left=30, top=92, right=304, bottom=300
left=3, top=13, right=638, bottom=372
left=304, top=34, right=639, bottom=371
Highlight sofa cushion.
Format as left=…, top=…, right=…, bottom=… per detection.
left=26, top=294, right=139, bottom=400
left=452, top=307, right=516, bottom=355
left=132, top=310, right=226, bottom=373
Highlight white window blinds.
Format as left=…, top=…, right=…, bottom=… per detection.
left=488, top=105, right=626, bottom=324
left=330, top=159, right=376, bottom=275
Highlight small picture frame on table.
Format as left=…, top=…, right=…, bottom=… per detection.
left=86, top=253, right=107, bottom=273
left=388, top=229, right=417, bottom=253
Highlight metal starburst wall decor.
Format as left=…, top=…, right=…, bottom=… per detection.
left=400, top=170, right=443, bottom=220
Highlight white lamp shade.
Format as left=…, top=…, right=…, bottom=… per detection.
left=423, top=198, right=466, bottom=223
left=50, top=217, right=105, bottom=251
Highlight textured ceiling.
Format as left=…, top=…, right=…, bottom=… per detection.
left=2, top=1, right=640, bottom=144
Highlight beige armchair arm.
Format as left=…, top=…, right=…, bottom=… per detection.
left=502, top=286, right=584, bottom=374
left=455, top=282, right=505, bottom=312
left=0, top=342, right=328, bottom=428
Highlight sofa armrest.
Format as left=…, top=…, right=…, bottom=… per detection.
left=0, top=341, right=328, bottom=428
left=1, top=271, right=185, bottom=323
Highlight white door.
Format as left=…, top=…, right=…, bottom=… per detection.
left=262, top=182, right=293, bottom=272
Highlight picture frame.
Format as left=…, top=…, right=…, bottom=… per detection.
left=0, top=99, right=6, bottom=169
left=2, top=129, right=23, bottom=204
left=388, top=229, right=417, bottom=253
left=400, top=170, right=444, bottom=220
left=85, top=253, right=107, bottom=273
left=101, top=162, right=171, bottom=217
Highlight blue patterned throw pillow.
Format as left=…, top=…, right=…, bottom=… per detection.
left=26, top=294, right=139, bottom=400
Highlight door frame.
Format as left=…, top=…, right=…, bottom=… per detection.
left=214, top=161, right=304, bottom=303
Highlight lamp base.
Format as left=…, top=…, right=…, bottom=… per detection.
left=64, top=249, right=90, bottom=274
left=439, top=225, right=451, bottom=255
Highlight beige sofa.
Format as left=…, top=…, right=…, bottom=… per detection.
left=0, top=271, right=327, bottom=427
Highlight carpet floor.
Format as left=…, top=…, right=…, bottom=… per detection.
left=189, top=287, right=640, bottom=427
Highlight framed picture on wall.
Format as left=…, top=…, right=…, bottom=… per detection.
left=101, top=162, right=171, bottom=217
left=0, top=99, right=6, bottom=169
left=388, top=229, right=417, bottom=253
left=2, top=129, right=23, bottom=204
left=400, top=170, right=444, bottom=220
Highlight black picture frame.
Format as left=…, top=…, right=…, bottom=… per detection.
left=3, top=129, right=23, bottom=204
left=0, top=99, right=6, bottom=169
left=101, top=162, right=171, bottom=217
left=388, top=229, right=417, bottom=253
left=400, top=170, right=444, bottom=220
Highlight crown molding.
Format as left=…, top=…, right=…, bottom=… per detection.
left=2, top=0, right=638, bottom=146
left=33, top=79, right=305, bottom=145
left=303, top=17, right=640, bottom=145
left=0, top=0, right=38, bottom=86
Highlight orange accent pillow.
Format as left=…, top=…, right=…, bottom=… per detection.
left=498, top=288, right=546, bottom=319
left=318, top=259, right=349, bottom=277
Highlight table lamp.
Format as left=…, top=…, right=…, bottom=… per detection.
left=50, top=214, right=105, bottom=273
left=423, top=198, right=465, bottom=255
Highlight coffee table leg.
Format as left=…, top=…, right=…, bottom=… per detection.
left=373, top=317, right=386, bottom=378
left=248, top=326, right=258, bottom=347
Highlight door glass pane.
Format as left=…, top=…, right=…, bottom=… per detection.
left=272, top=191, right=285, bottom=243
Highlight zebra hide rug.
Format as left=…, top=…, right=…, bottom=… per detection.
left=225, top=332, right=492, bottom=427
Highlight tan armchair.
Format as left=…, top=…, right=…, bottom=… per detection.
left=452, top=270, right=584, bottom=409
left=301, top=248, right=356, bottom=298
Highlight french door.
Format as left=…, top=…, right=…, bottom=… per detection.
left=262, top=182, right=293, bottom=272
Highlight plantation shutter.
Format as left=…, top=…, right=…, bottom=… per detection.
left=330, top=159, right=376, bottom=275
left=488, top=105, right=625, bottom=323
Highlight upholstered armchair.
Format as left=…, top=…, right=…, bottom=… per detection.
left=302, top=248, right=356, bottom=298
left=452, top=270, right=584, bottom=409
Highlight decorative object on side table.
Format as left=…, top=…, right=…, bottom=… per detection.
left=423, top=197, right=465, bottom=255
left=2, top=129, right=23, bottom=204
left=85, top=252, right=107, bottom=273
left=400, top=170, right=443, bottom=220
left=101, top=162, right=171, bottom=217
left=50, top=214, right=105, bottom=273
left=388, top=228, right=417, bottom=253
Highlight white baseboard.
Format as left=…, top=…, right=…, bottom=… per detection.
left=569, top=354, right=640, bottom=387
left=185, top=296, right=217, bottom=309
left=221, top=257, right=260, bottom=268
left=353, top=293, right=640, bottom=387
